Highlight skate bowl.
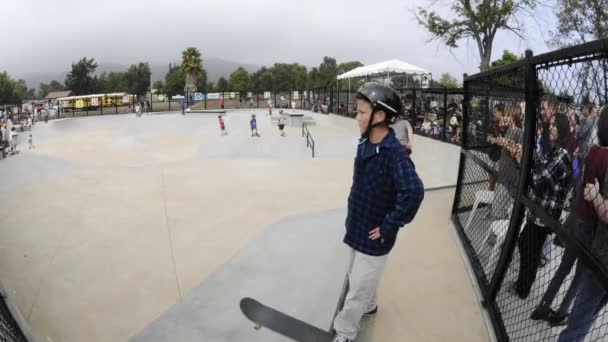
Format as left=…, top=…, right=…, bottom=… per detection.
left=0, top=109, right=486, bottom=342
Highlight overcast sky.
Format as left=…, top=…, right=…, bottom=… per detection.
left=1, top=0, right=556, bottom=80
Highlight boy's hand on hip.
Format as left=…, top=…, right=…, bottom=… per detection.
left=369, top=227, right=384, bottom=243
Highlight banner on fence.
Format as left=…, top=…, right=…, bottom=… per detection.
left=229, top=92, right=236, bottom=99
left=123, top=95, right=130, bottom=103
left=207, top=93, right=220, bottom=100
left=91, top=98, right=99, bottom=106
left=293, top=91, right=299, bottom=100
left=263, top=91, right=271, bottom=99
left=194, top=92, right=203, bottom=101
left=75, top=99, right=84, bottom=109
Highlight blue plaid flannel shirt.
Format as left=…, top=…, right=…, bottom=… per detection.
left=344, top=129, right=424, bottom=256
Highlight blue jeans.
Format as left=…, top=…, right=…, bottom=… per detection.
left=557, top=267, right=608, bottom=342
left=537, top=215, right=594, bottom=314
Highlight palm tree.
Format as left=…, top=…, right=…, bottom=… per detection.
left=181, top=47, right=203, bottom=93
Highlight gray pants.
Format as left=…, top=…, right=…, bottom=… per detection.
left=333, top=248, right=388, bottom=340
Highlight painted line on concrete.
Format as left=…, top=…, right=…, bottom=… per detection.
left=160, top=167, right=182, bottom=299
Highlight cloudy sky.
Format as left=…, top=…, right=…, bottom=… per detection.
left=2, top=0, right=556, bottom=80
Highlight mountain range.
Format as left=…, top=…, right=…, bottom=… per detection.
left=12, top=56, right=261, bottom=90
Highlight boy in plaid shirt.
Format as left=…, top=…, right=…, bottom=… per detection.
left=332, top=83, right=424, bottom=342
left=509, top=113, right=573, bottom=299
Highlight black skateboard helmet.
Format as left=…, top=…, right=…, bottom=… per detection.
left=356, top=82, right=402, bottom=123
left=356, top=82, right=402, bottom=137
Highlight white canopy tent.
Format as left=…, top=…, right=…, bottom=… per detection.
left=336, top=59, right=431, bottom=89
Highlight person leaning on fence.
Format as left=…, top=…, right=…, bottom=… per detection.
left=487, top=104, right=507, bottom=191
left=331, top=83, right=424, bottom=342
left=508, top=113, right=572, bottom=299
left=488, top=106, right=523, bottom=220
left=529, top=107, right=604, bottom=327
left=557, top=106, right=608, bottom=342
left=577, top=95, right=598, bottom=170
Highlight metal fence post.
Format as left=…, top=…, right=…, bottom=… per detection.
left=150, top=92, right=153, bottom=112
left=412, top=88, right=417, bottom=119
left=451, top=74, right=469, bottom=215
left=443, top=87, right=448, bottom=141
left=487, top=50, right=536, bottom=302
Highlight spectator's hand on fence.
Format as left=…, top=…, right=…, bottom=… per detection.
left=584, top=179, right=600, bottom=202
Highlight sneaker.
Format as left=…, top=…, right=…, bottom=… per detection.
left=547, top=311, right=568, bottom=327
left=530, top=306, right=551, bottom=321
left=332, top=334, right=352, bottom=342
left=364, top=306, right=378, bottom=316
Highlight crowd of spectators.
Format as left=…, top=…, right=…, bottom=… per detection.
left=477, top=93, right=608, bottom=341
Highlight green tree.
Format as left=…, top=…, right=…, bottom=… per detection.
left=12, top=79, right=28, bottom=104
left=0, top=72, right=30, bottom=105
left=268, top=63, right=307, bottom=91
left=206, top=81, right=216, bottom=92
left=251, top=67, right=273, bottom=91
left=25, top=88, right=36, bottom=100
left=165, top=64, right=185, bottom=95
left=416, top=0, right=538, bottom=71
left=437, top=73, right=460, bottom=88
left=124, top=62, right=151, bottom=97
left=0, top=72, right=15, bottom=105
left=65, top=57, right=100, bottom=95
left=38, top=80, right=65, bottom=99
left=550, top=0, right=608, bottom=47
left=490, top=49, right=521, bottom=68
left=307, top=67, right=321, bottom=88
left=181, top=47, right=203, bottom=92
left=318, top=56, right=338, bottom=87
left=99, top=72, right=127, bottom=93
left=228, top=67, right=251, bottom=92
left=196, top=69, right=208, bottom=91
left=550, top=0, right=607, bottom=101
left=217, top=77, right=228, bottom=92
left=153, top=80, right=166, bottom=94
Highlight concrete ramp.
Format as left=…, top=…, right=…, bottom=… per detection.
left=129, top=209, right=350, bottom=342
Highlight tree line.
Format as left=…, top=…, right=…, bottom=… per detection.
left=2, top=0, right=603, bottom=106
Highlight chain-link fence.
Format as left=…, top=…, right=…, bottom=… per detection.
left=329, top=86, right=464, bottom=145
left=0, top=291, right=28, bottom=342
left=453, top=38, right=608, bottom=341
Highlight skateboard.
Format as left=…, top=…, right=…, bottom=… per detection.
left=240, top=297, right=334, bottom=342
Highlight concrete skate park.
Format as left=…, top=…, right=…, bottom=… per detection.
left=0, top=109, right=489, bottom=342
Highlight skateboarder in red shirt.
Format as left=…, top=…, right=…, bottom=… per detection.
left=218, top=115, right=227, bottom=136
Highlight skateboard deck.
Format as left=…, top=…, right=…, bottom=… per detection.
left=240, top=297, right=334, bottom=342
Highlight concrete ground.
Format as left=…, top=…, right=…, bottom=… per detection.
left=0, top=109, right=486, bottom=342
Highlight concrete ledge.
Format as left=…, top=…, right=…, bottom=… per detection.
left=187, top=110, right=228, bottom=115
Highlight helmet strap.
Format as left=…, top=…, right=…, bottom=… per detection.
left=362, top=108, right=387, bottom=138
